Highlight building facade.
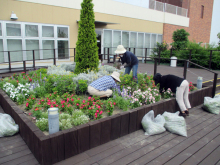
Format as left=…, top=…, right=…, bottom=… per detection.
left=0, top=0, right=213, bottom=63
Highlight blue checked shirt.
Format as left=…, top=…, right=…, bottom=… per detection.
left=89, top=76, right=116, bottom=91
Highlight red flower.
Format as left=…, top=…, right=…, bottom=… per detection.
left=35, top=108, right=39, bottom=111
left=26, top=102, right=29, bottom=107
left=99, top=111, right=103, bottom=115
left=113, top=102, right=116, bottom=105
left=55, top=105, right=59, bottom=107
left=62, top=105, right=64, bottom=108
left=50, top=105, right=54, bottom=108
left=76, top=103, right=79, bottom=106
left=71, top=98, right=74, bottom=101
left=96, top=110, right=99, bottom=113
left=82, top=100, right=85, bottom=103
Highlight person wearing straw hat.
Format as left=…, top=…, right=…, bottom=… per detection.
left=153, top=73, right=191, bottom=117
left=87, top=71, right=121, bottom=98
left=115, top=45, right=139, bottom=82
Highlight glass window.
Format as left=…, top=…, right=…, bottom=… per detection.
left=57, top=27, right=68, bottom=38
left=145, top=33, right=151, bottom=56
left=58, top=41, right=69, bottom=59
left=137, top=33, right=144, bottom=57
left=104, top=30, right=112, bottom=56
left=7, top=39, right=23, bottom=62
left=151, top=34, right=157, bottom=48
left=0, top=39, right=4, bottom=63
left=26, top=40, right=40, bottom=60
left=42, top=40, right=54, bottom=59
left=113, top=31, right=121, bottom=48
left=157, top=35, right=163, bottom=44
left=0, top=23, right=2, bottom=36
left=122, top=31, right=129, bottom=48
left=25, top=25, right=38, bottom=37
left=130, top=32, right=137, bottom=54
left=42, top=26, right=54, bottom=37
left=6, top=23, right=21, bottom=36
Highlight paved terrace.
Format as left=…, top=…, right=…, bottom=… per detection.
left=0, top=63, right=220, bottom=165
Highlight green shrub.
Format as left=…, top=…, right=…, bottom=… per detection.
left=74, top=0, right=99, bottom=74
left=36, top=118, right=48, bottom=131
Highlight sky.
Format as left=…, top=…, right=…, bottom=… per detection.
left=210, top=0, right=220, bottom=45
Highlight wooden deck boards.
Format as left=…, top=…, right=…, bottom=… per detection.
left=0, top=106, right=39, bottom=165
left=55, top=105, right=220, bottom=165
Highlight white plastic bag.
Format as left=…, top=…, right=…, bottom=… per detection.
left=162, top=111, right=187, bottom=137
left=0, top=113, right=19, bottom=137
left=141, top=110, right=166, bottom=135
left=202, top=95, right=220, bottom=115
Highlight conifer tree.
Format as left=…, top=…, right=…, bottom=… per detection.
left=74, top=0, right=99, bottom=74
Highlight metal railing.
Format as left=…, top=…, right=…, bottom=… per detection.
left=153, top=58, right=218, bottom=98
left=149, top=0, right=188, bottom=17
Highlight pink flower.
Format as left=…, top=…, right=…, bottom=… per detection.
left=41, top=99, right=44, bottom=102
left=88, top=97, right=91, bottom=100
left=89, top=108, right=92, bottom=110
left=26, top=103, right=29, bottom=107
left=96, top=110, right=99, bottom=113
left=62, top=105, right=64, bottom=108
left=99, top=111, right=103, bottom=115
left=28, top=113, right=32, bottom=116
left=71, top=98, right=74, bottom=101
left=83, top=100, right=85, bottom=103
left=50, top=105, right=54, bottom=108
left=113, top=102, right=116, bottom=105
left=76, top=103, right=79, bottom=106
left=56, top=105, right=59, bottom=107
left=53, top=102, right=56, bottom=104
left=67, top=98, right=70, bottom=102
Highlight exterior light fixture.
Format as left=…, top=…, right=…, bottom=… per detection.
left=10, top=11, right=18, bottom=20
left=48, top=107, right=59, bottom=134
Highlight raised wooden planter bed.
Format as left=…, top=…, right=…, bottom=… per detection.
left=0, top=85, right=213, bottom=165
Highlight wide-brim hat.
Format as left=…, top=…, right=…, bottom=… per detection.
left=115, top=45, right=126, bottom=54
left=111, top=71, right=121, bottom=82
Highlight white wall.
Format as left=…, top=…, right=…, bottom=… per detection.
left=17, top=0, right=189, bottom=27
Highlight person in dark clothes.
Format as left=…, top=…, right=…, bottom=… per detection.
left=115, top=45, right=139, bottom=82
left=153, top=73, right=191, bottom=117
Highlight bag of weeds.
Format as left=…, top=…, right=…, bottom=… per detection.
left=141, top=110, right=166, bottom=135
left=0, top=113, right=19, bottom=137
left=162, top=111, right=187, bottom=137
left=202, top=95, right=220, bottom=115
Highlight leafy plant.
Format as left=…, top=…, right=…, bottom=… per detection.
left=171, top=29, right=189, bottom=50
left=74, top=0, right=99, bottom=74
left=161, top=88, right=173, bottom=99
left=78, top=79, right=88, bottom=93
left=36, top=118, right=48, bottom=131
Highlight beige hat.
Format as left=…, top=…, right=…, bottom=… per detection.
left=111, top=71, right=121, bottom=82
left=115, top=45, right=126, bottom=54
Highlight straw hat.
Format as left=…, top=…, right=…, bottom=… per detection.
left=115, top=45, right=126, bottom=54
left=111, top=71, right=121, bottom=82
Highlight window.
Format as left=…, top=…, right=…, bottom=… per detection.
left=26, top=40, right=40, bottom=60
left=57, top=27, right=68, bottom=38
left=6, top=23, right=21, bottom=36
left=201, top=5, right=204, bottom=18
left=42, top=40, right=54, bottom=59
left=42, top=26, right=54, bottom=37
left=7, top=39, right=23, bottom=62
left=25, top=25, right=38, bottom=37
left=0, top=23, right=2, bottom=36
left=130, top=32, right=137, bottom=54
left=103, top=29, right=163, bottom=57
left=122, top=31, right=129, bottom=48
left=58, top=41, right=69, bottom=59
left=104, top=30, right=112, bottom=55
left=137, top=33, right=144, bottom=57
left=113, top=31, right=121, bottom=48
left=0, top=39, right=3, bottom=63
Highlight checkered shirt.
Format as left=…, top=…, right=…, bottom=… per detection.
left=89, top=76, right=116, bottom=91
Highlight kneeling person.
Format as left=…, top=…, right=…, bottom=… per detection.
left=88, top=71, right=121, bottom=98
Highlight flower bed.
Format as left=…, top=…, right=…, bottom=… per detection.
left=0, top=64, right=204, bottom=165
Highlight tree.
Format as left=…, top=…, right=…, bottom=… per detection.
left=74, top=0, right=99, bottom=74
left=171, top=29, right=189, bottom=50
left=217, top=32, right=220, bottom=45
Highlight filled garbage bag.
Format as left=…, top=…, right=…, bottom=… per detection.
left=202, top=95, right=220, bottom=115
left=162, top=111, right=187, bottom=137
left=0, top=113, right=19, bottom=137
left=141, top=110, right=166, bottom=135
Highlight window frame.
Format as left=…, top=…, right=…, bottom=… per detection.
left=0, top=20, right=70, bottom=62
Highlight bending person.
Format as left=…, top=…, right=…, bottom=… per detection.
left=153, top=73, right=191, bottom=117
left=88, top=71, right=120, bottom=98
left=115, top=45, right=139, bottom=82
